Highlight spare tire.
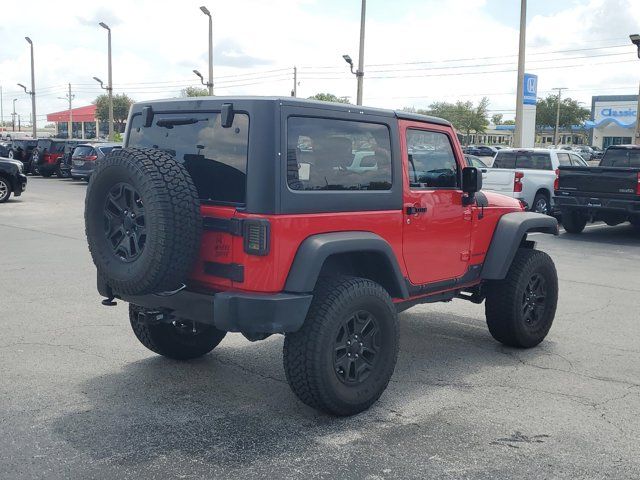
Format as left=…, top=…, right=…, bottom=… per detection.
left=85, top=147, right=201, bottom=296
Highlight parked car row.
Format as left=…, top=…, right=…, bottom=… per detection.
left=0, top=138, right=121, bottom=181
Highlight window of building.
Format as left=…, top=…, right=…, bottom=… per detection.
left=286, top=117, right=392, bottom=191
left=406, top=129, right=459, bottom=189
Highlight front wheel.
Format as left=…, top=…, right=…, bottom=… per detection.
left=485, top=249, right=558, bottom=348
left=129, top=304, right=226, bottom=360
left=283, top=277, right=399, bottom=416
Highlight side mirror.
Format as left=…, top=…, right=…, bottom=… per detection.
left=221, top=103, right=234, bottom=128
left=462, top=166, right=482, bottom=194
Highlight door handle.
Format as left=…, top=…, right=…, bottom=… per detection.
left=405, top=205, right=427, bottom=215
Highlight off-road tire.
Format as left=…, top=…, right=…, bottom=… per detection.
left=0, top=177, right=12, bottom=203
left=561, top=210, right=587, bottom=234
left=283, top=276, right=399, bottom=416
left=129, top=304, right=226, bottom=360
left=629, top=217, right=640, bottom=229
left=85, top=147, right=201, bottom=296
left=485, top=248, right=558, bottom=348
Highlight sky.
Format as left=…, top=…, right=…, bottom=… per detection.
left=0, top=0, right=639, bottom=127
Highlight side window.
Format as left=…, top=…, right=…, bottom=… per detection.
left=406, top=129, right=459, bottom=189
left=286, top=117, right=392, bottom=191
left=516, top=153, right=552, bottom=170
left=557, top=152, right=571, bottom=166
left=570, top=154, right=586, bottom=166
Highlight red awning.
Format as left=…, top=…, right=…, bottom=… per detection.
left=47, top=105, right=97, bottom=123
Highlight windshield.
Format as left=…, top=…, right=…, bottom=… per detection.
left=128, top=111, right=249, bottom=204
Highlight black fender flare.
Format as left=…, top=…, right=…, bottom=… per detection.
left=481, top=211, right=558, bottom=280
left=284, top=231, right=410, bottom=299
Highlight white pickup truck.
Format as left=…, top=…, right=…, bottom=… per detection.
left=481, top=148, right=588, bottom=214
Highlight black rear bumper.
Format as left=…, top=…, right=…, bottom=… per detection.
left=555, top=193, right=640, bottom=217
left=13, top=173, right=27, bottom=196
left=98, top=276, right=312, bottom=335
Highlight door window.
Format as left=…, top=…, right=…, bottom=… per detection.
left=557, top=152, right=571, bottom=166
left=406, top=130, right=459, bottom=189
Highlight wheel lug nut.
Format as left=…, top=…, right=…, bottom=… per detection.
left=354, top=354, right=359, bottom=358
left=347, top=353, right=351, bottom=357
left=346, top=340, right=351, bottom=345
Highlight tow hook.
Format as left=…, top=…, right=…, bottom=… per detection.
left=101, top=296, right=117, bottom=306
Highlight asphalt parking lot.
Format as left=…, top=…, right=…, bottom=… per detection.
left=1, top=177, right=639, bottom=479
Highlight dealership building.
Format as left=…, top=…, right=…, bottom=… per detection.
left=586, top=95, right=638, bottom=149
left=46, top=105, right=109, bottom=139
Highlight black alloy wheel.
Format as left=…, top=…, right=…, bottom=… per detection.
left=334, top=310, right=380, bottom=385
left=103, top=182, right=147, bottom=262
left=521, top=273, right=547, bottom=332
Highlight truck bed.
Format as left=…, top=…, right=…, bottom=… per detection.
left=557, top=166, right=640, bottom=197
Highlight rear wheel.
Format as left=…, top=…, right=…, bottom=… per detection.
left=129, top=304, right=226, bottom=360
left=485, top=249, right=558, bottom=348
left=283, top=277, right=399, bottom=416
left=532, top=192, right=550, bottom=215
left=0, top=177, right=12, bottom=203
left=561, top=210, right=587, bottom=234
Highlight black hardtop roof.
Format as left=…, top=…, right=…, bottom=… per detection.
left=132, top=96, right=452, bottom=127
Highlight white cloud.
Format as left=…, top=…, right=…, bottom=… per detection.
left=0, top=0, right=638, bottom=127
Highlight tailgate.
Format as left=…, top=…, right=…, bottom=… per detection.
left=482, top=168, right=515, bottom=194
left=558, top=166, right=639, bottom=195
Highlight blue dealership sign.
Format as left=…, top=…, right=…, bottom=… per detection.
left=523, top=73, right=538, bottom=105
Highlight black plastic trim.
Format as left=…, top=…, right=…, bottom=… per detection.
left=202, top=216, right=243, bottom=236
left=405, top=264, right=483, bottom=297
left=203, top=262, right=245, bottom=282
left=481, top=212, right=558, bottom=280
left=284, top=231, right=409, bottom=299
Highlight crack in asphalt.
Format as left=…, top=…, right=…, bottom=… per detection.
left=0, top=222, right=83, bottom=241
left=0, top=342, right=107, bottom=360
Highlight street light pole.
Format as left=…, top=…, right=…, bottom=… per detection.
left=552, top=87, right=567, bottom=146
left=513, top=0, right=526, bottom=148
left=25, top=37, right=36, bottom=139
left=99, top=22, right=114, bottom=141
left=199, top=6, right=214, bottom=95
left=630, top=34, right=640, bottom=145
left=356, top=0, right=366, bottom=105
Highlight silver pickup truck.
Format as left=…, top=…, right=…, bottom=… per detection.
left=482, top=148, right=588, bottom=214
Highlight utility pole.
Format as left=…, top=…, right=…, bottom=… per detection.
left=200, top=6, right=214, bottom=95
left=12, top=99, right=17, bottom=132
left=552, top=87, right=567, bottom=146
left=99, top=22, right=114, bottom=141
left=356, top=0, right=366, bottom=105
left=513, top=0, right=526, bottom=148
left=25, top=37, right=36, bottom=139
left=58, top=83, right=74, bottom=139
left=292, top=66, right=297, bottom=97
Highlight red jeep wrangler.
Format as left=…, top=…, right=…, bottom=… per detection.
left=85, top=97, right=559, bottom=416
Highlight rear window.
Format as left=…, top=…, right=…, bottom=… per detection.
left=601, top=149, right=640, bottom=168
left=128, top=112, right=249, bottom=204
left=73, top=146, right=95, bottom=157
left=493, top=151, right=552, bottom=170
left=97, top=146, right=120, bottom=155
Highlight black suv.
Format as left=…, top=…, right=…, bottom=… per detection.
left=0, top=157, right=27, bottom=202
left=7, top=139, right=38, bottom=171
left=70, top=143, right=122, bottom=180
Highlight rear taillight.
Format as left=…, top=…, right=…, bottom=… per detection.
left=554, top=168, right=560, bottom=191
left=514, top=171, right=524, bottom=193
left=636, top=172, right=640, bottom=196
left=243, top=219, right=270, bottom=256
left=86, top=155, right=98, bottom=161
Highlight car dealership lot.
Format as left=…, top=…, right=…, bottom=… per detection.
left=1, top=178, right=639, bottom=479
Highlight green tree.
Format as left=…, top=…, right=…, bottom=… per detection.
left=181, top=86, right=209, bottom=97
left=423, top=97, right=490, bottom=144
left=491, top=113, right=503, bottom=125
left=308, top=93, right=351, bottom=104
left=502, top=119, right=515, bottom=125
left=94, top=94, right=134, bottom=133
left=535, top=95, right=590, bottom=132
